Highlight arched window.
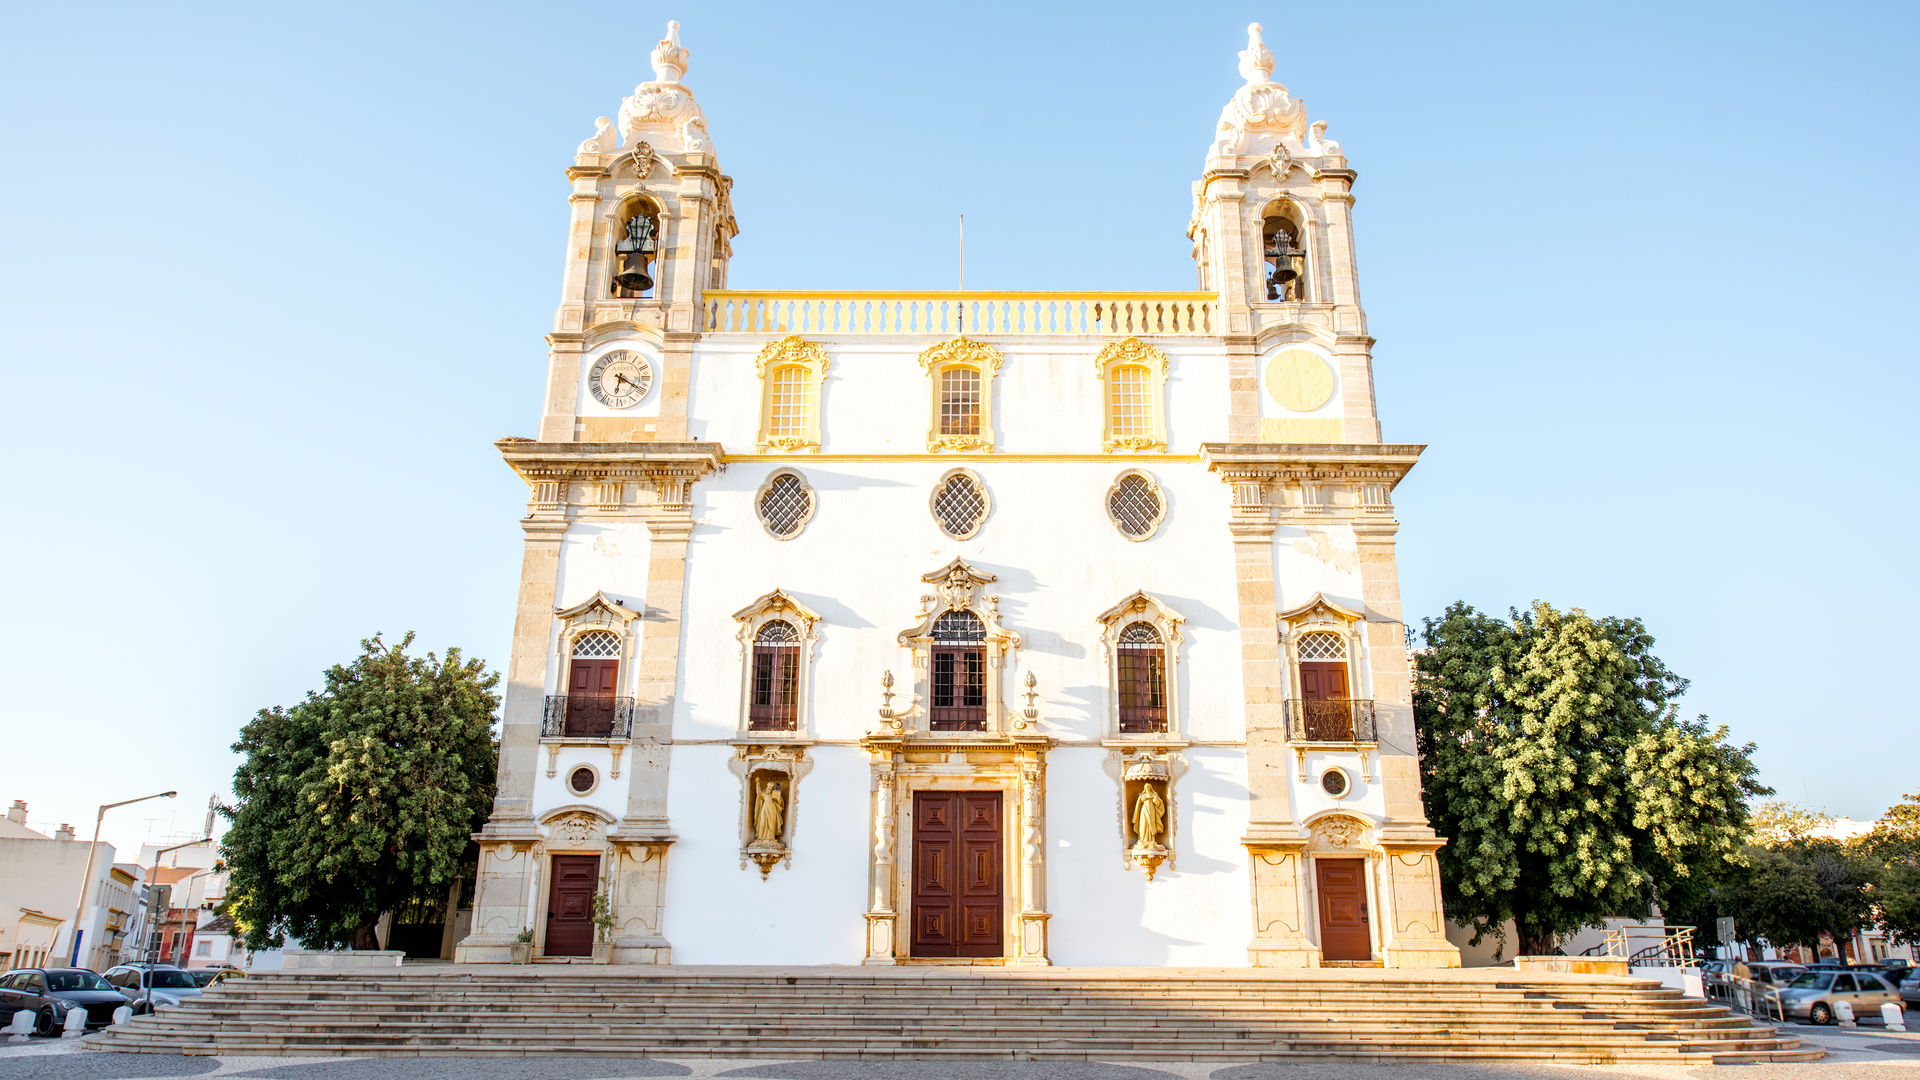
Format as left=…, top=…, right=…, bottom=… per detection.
left=611, top=203, right=660, bottom=299
left=767, top=365, right=809, bottom=440
left=567, top=630, right=623, bottom=737
left=748, top=621, right=800, bottom=731
left=1261, top=212, right=1305, bottom=302
left=754, top=336, right=830, bottom=452
left=1095, top=338, right=1169, bottom=452
left=938, top=367, right=981, bottom=437
left=1116, top=622, right=1168, bottom=733
left=929, top=610, right=987, bottom=731
left=1108, top=363, right=1153, bottom=442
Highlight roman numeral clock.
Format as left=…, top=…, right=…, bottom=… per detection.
left=588, top=350, right=653, bottom=409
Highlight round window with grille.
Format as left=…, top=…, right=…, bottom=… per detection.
left=1320, top=768, right=1350, bottom=798
left=568, top=766, right=598, bottom=795
left=1107, top=471, right=1167, bottom=540
left=572, top=630, right=621, bottom=658
left=757, top=470, right=815, bottom=539
left=930, top=470, right=991, bottom=540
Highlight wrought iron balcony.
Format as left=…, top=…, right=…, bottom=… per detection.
left=542, top=694, right=634, bottom=740
left=1283, top=698, right=1377, bottom=743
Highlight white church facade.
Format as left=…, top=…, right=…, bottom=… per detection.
left=456, top=21, right=1462, bottom=969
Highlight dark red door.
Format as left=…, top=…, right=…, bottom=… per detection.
left=569, top=659, right=618, bottom=736
left=1315, top=857, right=1371, bottom=961
left=911, top=791, right=1003, bottom=957
left=1299, top=660, right=1351, bottom=740
left=545, top=855, right=599, bottom=956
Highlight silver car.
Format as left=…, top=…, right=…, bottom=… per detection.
left=1776, top=969, right=1901, bottom=1025
left=100, top=964, right=203, bottom=1013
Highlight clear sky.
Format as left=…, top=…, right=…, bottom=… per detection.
left=2, top=1, right=1915, bottom=861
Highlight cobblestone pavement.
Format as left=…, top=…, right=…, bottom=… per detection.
left=0, top=1026, right=1912, bottom=1080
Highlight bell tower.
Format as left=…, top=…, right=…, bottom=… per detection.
left=1188, top=24, right=1377, bottom=443
left=540, top=20, right=739, bottom=442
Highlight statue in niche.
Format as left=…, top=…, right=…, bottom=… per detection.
left=1132, top=784, right=1167, bottom=850
left=753, top=777, right=785, bottom=843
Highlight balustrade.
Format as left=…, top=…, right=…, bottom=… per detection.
left=704, top=291, right=1218, bottom=337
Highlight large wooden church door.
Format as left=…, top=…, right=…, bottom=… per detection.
left=545, top=854, right=599, bottom=956
left=1315, top=857, right=1372, bottom=961
left=911, top=791, right=1003, bottom=957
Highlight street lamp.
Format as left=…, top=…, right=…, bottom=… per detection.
left=66, top=791, right=177, bottom=967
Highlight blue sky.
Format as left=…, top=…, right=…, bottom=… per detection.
left=2, top=1, right=1915, bottom=859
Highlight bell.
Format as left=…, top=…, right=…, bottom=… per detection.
left=613, top=253, right=653, bottom=294
left=1264, top=228, right=1301, bottom=301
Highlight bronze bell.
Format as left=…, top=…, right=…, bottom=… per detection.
left=1264, top=225, right=1301, bottom=301
left=614, top=214, right=658, bottom=294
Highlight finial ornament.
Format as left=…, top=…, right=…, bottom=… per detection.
left=651, top=20, right=689, bottom=82
left=1238, top=22, right=1275, bottom=85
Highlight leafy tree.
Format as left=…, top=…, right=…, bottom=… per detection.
left=1866, top=793, right=1920, bottom=945
left=221, top=633, right=498, bottom=950
left=1414, top=601, right=1768, bottom=956
left=1713, top=838, right=1877, bottom=955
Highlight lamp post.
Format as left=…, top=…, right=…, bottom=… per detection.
left=66, top=791, right=176, bottom=967
left=140, top=836, right=208, bottom=1014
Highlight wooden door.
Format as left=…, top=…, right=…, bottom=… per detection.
left=1315, top=857, right=1371, bottom=962
left=545, top=854, right=599, bottom=956
left=911, top=791, right=1003, bottom=957
left=1298, top=660, right=1351, bottom=740
left=569, top=659, right=618, bottom=736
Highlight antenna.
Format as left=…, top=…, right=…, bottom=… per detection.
left=958, top=214, right=965, bottom=291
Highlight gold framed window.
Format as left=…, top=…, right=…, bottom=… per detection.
left=1095, top=337, right=1169, bottom=452
left=754, top=336, right=830, bottom=451
left=919, top=337, right=1004, bottom=452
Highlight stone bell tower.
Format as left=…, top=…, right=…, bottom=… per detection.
left=538, top=20, right=739, bottom=443
left=1188, top=23, right=1379, bottom=444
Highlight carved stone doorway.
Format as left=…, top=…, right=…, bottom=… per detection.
left=910, top=790, right=1003, bottom=958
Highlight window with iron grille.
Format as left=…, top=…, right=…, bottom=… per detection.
left=1108, top=364, right=1153, bottom=439
left=758, top=472, right=813, bottom=538
left=938, top=366, right=982, bottom=435
left=766, top=364, right=810, bottom=440
left=930, top=611, right=987, bottom=731
left=572, top=630, right=621, bottom=657
left=1117, top=622, right=1167, bottom=732
left=931, top=471, right=989, bottom=539
left=1297, top=631, right=1347, bottom=660
left=1108, top=472, right=1165, bottom=539
left=749, top=621, right=800, bottom=730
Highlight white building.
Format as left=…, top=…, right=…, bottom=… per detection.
left=457, top=22, right=1461, bottom=969
left=0, top=800, right=136, bottom=971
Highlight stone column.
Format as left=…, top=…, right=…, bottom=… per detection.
left=1013, top=741, right=1051, bottom=966
left=1220, top=469, right=1320, bottom=967
left=605, top=500, right=694, bottom=962
left=456, top=513, right=566, bottom=963
left=862, top=743, right=900, bottom=964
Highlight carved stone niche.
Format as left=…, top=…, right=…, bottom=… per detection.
left=727, top=744, right=814, bottom=878
left=1103, top=747, right=1189, bottom=881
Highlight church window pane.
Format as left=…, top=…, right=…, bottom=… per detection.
left=938, top=367, right=981, bottom=436
left=931, top=472, right=989, bottom=539
left=1297, top=631, right=1346, bottom=660
left=767, top=364, right=810, bottom=440
left=1108, top=472, right=1165, bottom=539
left=1117, top=622, right=1167, bottom=733
left=749, top=621, right=800, bottom=730
left=572, top=630, right=621, bottom=657
left=1108, top=364, right=1153, bottom=439
left=758, top=472, right=813, bottom=539
left=930, top=611, right=986, bottom=731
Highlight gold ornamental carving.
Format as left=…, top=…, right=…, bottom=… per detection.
left=754, top=334, right=832, bottom=378
left=916, top=336, right=1003, bottom=375
left=1092, top=337, right=1169, bottom=377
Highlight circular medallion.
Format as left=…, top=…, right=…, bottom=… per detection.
left=588, top=350, right=654, bottom=409
left=1265, top=348, right=1336, bottom=412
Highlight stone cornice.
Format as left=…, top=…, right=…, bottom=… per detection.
left=496, top=439, right=725, bottom=514
left=1202, top=441, right=1423, bottom=517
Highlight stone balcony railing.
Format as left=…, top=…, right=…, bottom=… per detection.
left=704, top=291, right=1220, bottom=337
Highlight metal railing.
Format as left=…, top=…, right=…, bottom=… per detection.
left=542, top=695, right=635, bottom=740
left=703, top=291, right=1220, bottom=337
left=1283, top=698, right=1377, bottom=743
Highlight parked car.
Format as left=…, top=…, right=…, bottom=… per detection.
left=185, top=966, right=244, bottom=987
left=1777, top=969, right=1901, bottom=1025
left=0, top=968, right=129, bottom=1035
left=1735, top=961, right=1808, bottom=988
left=100, top=964, right=203, bottom=1012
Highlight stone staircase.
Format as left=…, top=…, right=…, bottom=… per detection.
left=83, top=966, right=1820, bottom=1064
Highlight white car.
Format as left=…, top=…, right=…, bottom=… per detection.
left=101, top=965, right=203, bottom=1013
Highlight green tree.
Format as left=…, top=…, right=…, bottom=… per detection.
left=1713, top=838, right=1877, bottom=955
left=1414, top=601, right=1768, bottom=956
left=220, top=633, right=499, bottom=950
left=1866, top=793, right=1920, bottom=945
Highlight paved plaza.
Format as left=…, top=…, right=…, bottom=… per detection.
left=0, top=1025, right=1914, bottom=1080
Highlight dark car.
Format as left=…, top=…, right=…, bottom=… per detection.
left=0, top=968, right=128, bottom=1035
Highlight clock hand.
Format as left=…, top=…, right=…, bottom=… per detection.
left=613, top=373, right=633, bottom=391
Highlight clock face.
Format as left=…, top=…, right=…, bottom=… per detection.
left=588, top=351, right=653, bottom=409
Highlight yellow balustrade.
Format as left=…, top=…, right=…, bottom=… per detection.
left=704, top=291, right=1219, bottom=337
